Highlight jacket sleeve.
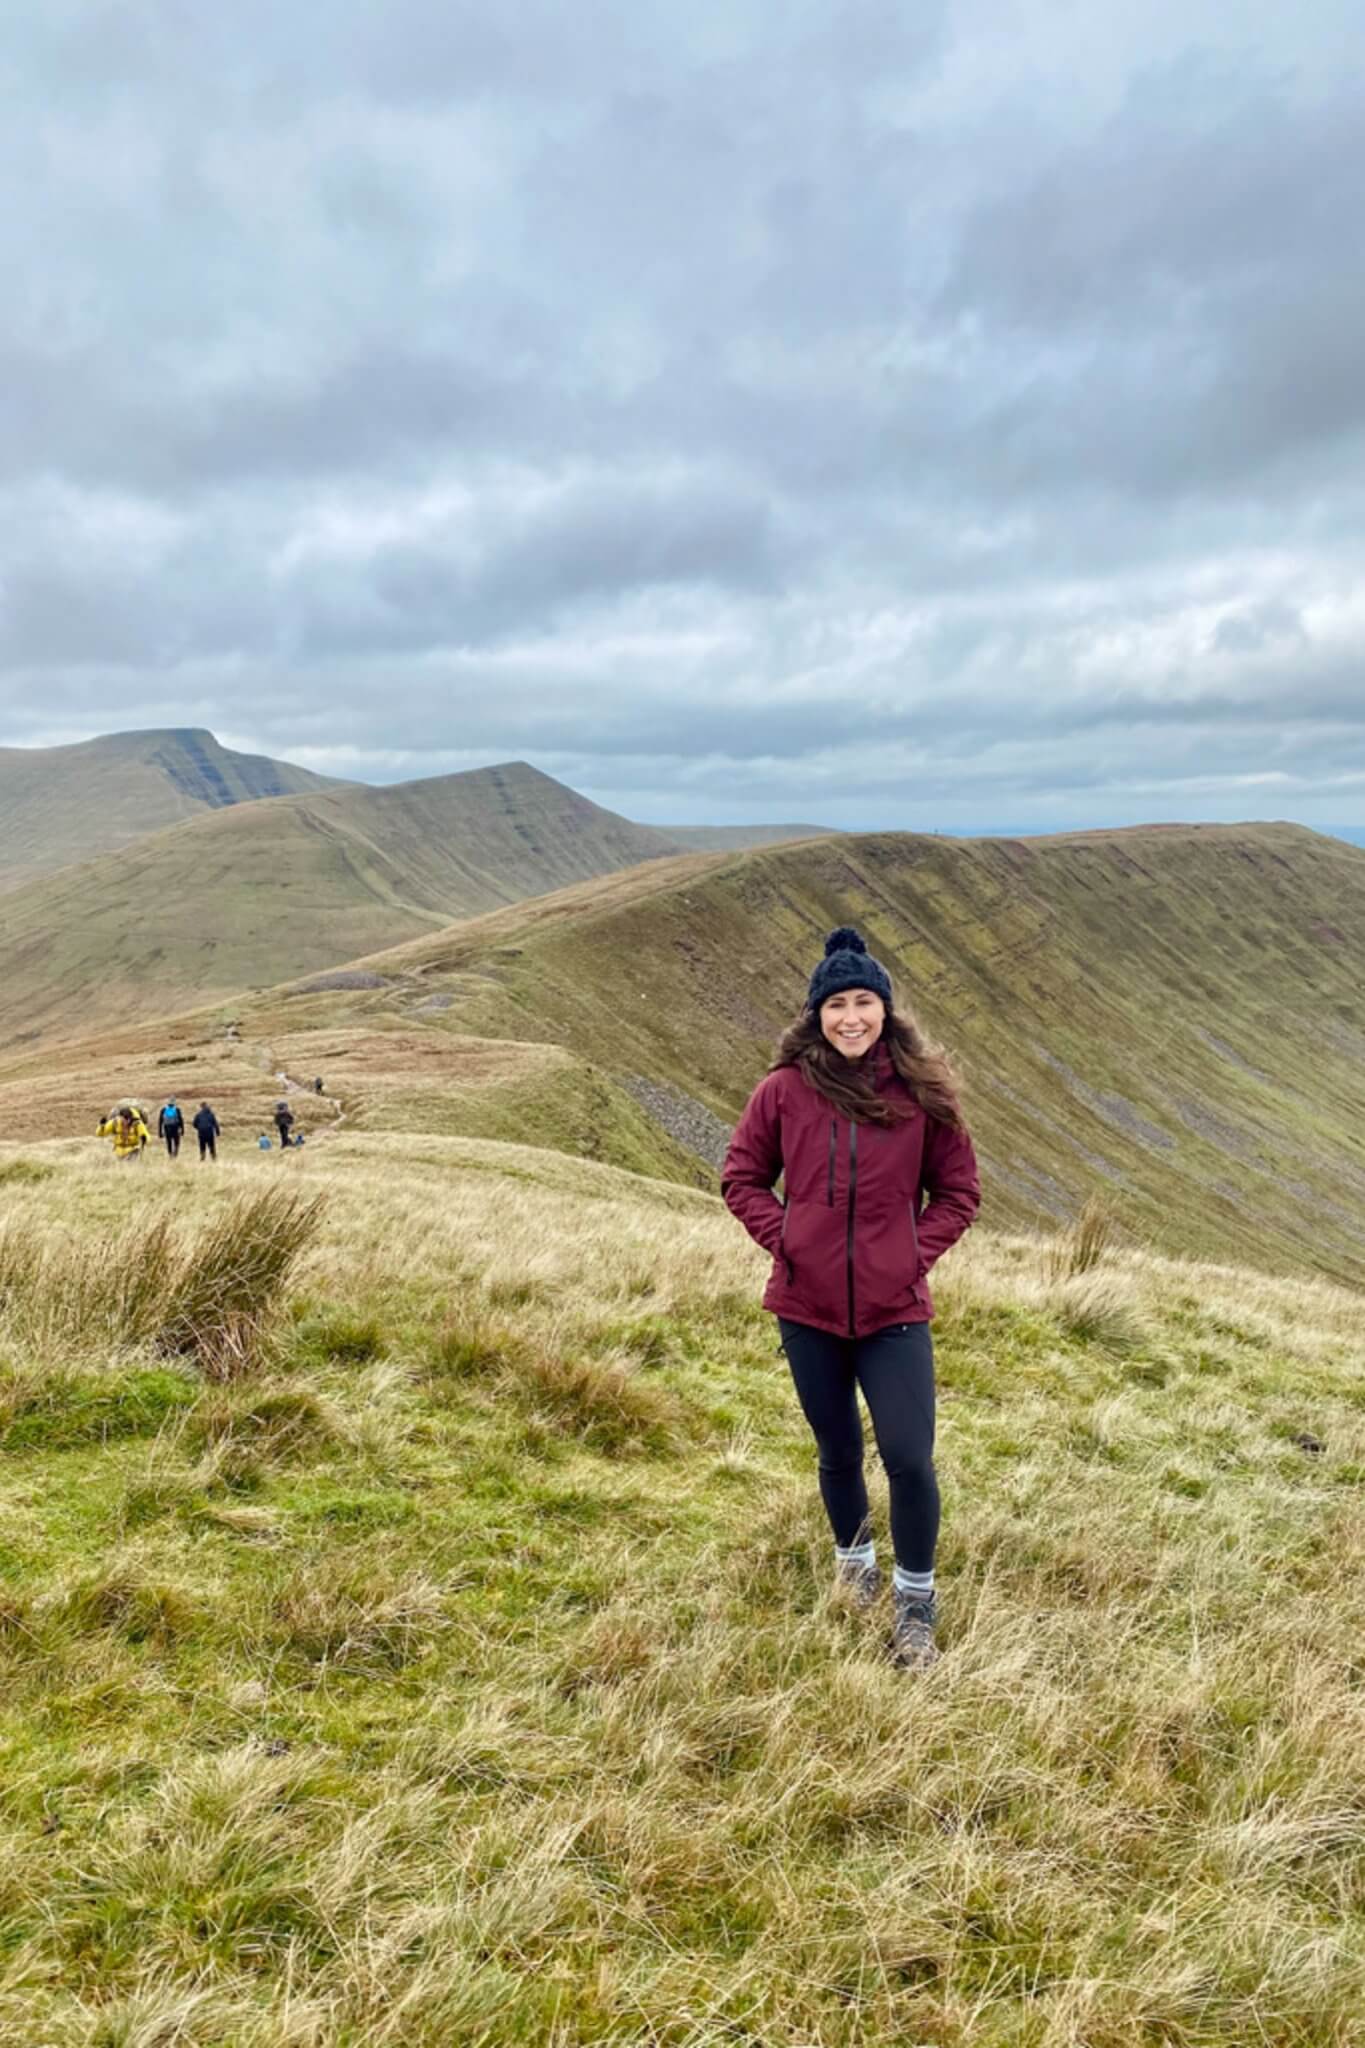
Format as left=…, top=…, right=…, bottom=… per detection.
left=915, top=1115, right=981, bottom=1268
left=721, top=1074, right=787, bottom=1257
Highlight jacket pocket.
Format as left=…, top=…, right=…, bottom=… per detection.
left=856, top=1201, right=922, bottom=1325
left=774, top=1198, right=846, bottom=1328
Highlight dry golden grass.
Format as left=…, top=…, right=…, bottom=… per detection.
left=0, top=1183, right=320, bottom=1377
left=1, top=1137, right=1363, bottom=2044
left=1044, top=1195, right=1121, bottom=1280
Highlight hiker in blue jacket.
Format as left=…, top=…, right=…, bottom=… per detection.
left=158, top=1098, right=185, bottom=1159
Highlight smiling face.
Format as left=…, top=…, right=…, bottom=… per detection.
left=818, top=986, right=886, bottom=1060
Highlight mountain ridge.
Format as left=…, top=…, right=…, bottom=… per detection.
left=237, top=816, right=1365, bottom=1287
left=0, top=758, right=685, bottom=1046
left=3, top=817, right=1359, bottom=1287
left=0, top=726, right=344, bottom=890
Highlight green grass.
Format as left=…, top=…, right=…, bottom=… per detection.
left=0, top=760, right=684, bottom=1047
left=301, top=820, right=1365, bottom=1287
left=0, top=726, right=337, bottom=894
left=0, top=1149, right=1362, bottom=2043
left=6, top=821, right=1365, bottom=1289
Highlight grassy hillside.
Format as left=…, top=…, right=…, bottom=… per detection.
left=0, top=763, right=682, bottom=1049
left=0, top=727, right=341, bottom=891
left=0, top=1143, right=1362, bottom=2042
left=0, top=1013, right=712, bottom=1191
left=229, top=820, right=1365, bottom=1288
left=5, top=818, right=1364, bottom=1283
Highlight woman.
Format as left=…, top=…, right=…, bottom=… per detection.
left=722, top=928, right=980, bottom=1668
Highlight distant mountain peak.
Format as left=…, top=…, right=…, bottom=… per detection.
left=0, top=726, right=344, bottom=893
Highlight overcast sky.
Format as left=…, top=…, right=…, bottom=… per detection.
left=2, top=1, right=1363, bottom=827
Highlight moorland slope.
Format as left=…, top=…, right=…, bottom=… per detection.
left=239, top=819, right=1365, bottom=1285
left=5, top=818, right=1363, bottom=1285
left=0, top=727, right=341, bottom=890
left=0, top=762, right=681, bottom=1047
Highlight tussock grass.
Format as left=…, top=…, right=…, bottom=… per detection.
left=1050, top=1266, right=1147, bottom=1352
left=430, top=1306, right=688, bottom=1452
left=272, top=1561, right=453, bottom=1674
left=1, top=1144, right=1364, bottom=2043
left=0, top=1185, right=321, bottom=1377
left=58, top=1564, right=201, bottom=1646
left=187, top=1380, right=348, bottom=1459
left=1044, top=1193, right=1121, bottom=1280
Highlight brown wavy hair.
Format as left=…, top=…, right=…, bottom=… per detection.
left=772, top=1006, right=965, bottom=1128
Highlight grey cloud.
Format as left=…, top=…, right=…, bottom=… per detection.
left=2, top=1, right=1365, bottom=828
left=943, top=72, right=1365, bottom=497
left=0, top=468, right=785, bottom=669
left=1212, top=601, right=1308, bottom=656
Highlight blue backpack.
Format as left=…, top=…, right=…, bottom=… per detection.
left=163, top=1103, right=182, bottom=1125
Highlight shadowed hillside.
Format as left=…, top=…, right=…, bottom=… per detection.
left=0, top=762, right=682, bottom=1047
left=229, top=820, right=1365, bottom=1286
left=0, top=727, right=342, bottom=890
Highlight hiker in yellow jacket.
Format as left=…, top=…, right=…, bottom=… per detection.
left=98, top=1105, right=150, bottom=1160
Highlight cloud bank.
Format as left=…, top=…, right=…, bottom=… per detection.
left=2, top=0, right=1363, bottom=826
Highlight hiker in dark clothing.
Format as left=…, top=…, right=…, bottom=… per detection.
left=313, top=1077, right=324, bottom=1094
left=193, top=1102, right=220, bottom=1160
left=274, top=1101, right=295, bottom=1148
left=158, top=1098, right=184, bottom=1158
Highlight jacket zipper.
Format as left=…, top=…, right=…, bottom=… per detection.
left=827, top=1120, right=837, bottom=1205
left=846, top=1121, right=858, bottom=1334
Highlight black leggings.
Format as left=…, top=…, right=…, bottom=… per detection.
left=163, top=1129, right=181, bottom=1157
left=778, top=1318, right=939, bottom=1573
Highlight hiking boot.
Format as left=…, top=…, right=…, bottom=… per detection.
left=891, top=1589, right=939, bottom=1670
left=833, top=1558, right=884, bottom=1609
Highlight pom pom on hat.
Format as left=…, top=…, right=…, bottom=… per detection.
left=807, top=924, right=893, bottom=1011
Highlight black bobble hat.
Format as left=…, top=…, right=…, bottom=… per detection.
left=807, top=926, right=893, bottom=1012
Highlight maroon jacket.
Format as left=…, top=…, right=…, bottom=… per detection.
left=722, top=1046, right=980, bottom=1338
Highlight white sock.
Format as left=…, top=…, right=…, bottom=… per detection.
left=893, top=1566, right=934, bottom=1599
left=835, top=1539, right=876, bottom=1568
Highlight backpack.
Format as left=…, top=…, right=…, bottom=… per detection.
left=163, top=1104, right=182, bottom=1125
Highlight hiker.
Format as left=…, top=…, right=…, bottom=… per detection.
left=157, top=1097, right=185, bottom=1159
left=722, top=928, right=980, bottom=1670
left=97, top=1105, right=149, bottom=1162
left=313, top=1077, right=324, bottom=1094
left=193, top=1102, right=220, bottom=1161
left=258, top=1132, right=272, bottom=1151
left=274, top=1101, right=295, bottom=1148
